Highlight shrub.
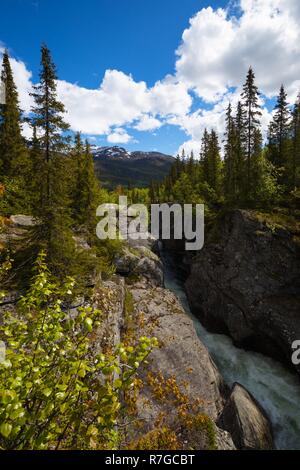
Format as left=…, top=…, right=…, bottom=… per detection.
left=0, top=252, right=157, bottom=449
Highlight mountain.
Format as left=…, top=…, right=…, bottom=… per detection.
left=91, top=145, right=174, bottom=189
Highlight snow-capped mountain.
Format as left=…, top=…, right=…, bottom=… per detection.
left=91, top=146, right=174, bottom=189
left=91, top=145, right=172, bottom=162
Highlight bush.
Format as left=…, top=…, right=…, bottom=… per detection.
left=0, top=252, right=157, bottom=449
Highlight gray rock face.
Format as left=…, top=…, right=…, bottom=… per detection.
left=217, top=383, right=273, bottom=450
left=115, top=246, right=164, bottom=286
left=126, top=277, right=235, bottom=449
left=185, top=210, right=300, bottom=374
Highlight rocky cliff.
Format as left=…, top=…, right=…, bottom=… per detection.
left=109, top=237, right=273, bottom=449
left=185, top=209, right=300, bottom=376
left=0, top=214, right=274, bottom=450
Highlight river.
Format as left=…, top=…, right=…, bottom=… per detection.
left=162, top=252, right=300, bottom=450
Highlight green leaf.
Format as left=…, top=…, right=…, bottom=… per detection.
left=84, top=318, right=93, bottom=332
left=0, top=422, right=12, bottom=438
left=113, top=379, right=122, bottom=389
left=42, top=388, right=52, bottom=397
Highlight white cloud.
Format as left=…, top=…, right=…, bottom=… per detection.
left=56, top=71, right=191, bottom=136
left=149, top=76, right=192, bottom=116
left=107, top=127, right=132, bottom=144
left=134, top=114, right=162, bottom=131
left=1, top=0, right=300, bottom=156
left=176, top=0, right=300, bottom=102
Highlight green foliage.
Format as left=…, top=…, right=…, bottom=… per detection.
left=70, top=134, right=101, bottom=237
left=154, top=67, right=296, bottom=210
left=268, top=85, right=290, bottom=174
left=0, top=252, right=157, bottom=449
left=27, top=45, right=79, bottom=278
left=0, top=51, right=31, bottom=214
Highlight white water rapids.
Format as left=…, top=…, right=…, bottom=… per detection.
left=163, top=253, right=300, bottom=450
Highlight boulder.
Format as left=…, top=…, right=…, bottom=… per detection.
left=115, top=246, right=164, bottom=286
left=10, top=215, right=35, bottom=227
left=217, top=383, right=273, bottom=450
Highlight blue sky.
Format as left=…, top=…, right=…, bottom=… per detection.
left=1, top=0, right=299, bottom=155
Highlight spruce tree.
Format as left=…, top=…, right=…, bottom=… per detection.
left=251, top=129, right=278, bottom=205
left=28, top=125, right=43, bottom=208
left=224, top=103, right=237, bottom=200
left=234, top=101, right=247, bottom=195
left=72, top=137, right=100, bottom=238
left=241, top=67, right=262, bottom=197
left=268, top=85, right=290, bottom=172
left=290, top=94, right=300, bottom=190
left=207, top=130, right=222, bottom=193
left=70, top=131, right=85, bottom=222
left=200, top=128, right=210, bottom=182
left=30, top=44, right=76, bottom=277
left=0, top=51, right=30, bottom=213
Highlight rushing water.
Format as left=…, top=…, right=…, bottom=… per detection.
left=162, top=252, right=300, bottom=450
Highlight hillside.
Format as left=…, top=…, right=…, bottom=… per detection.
left=91, top=146, right=174, bottom=189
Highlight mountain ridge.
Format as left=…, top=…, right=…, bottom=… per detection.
left=92, top=145, right=174, bottom=189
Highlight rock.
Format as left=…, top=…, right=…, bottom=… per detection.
left=185, top=209, right=300, bottom=375
left=10, top=215, right=35, bottom=227
left=72, top=235, right=91, bottom=251
left=0, top=215, right=36, bottom=247
left=127, top=230, right=157, bottom=251
left=125, top=277, right=235, bottom=449
left=115, top=246, right=164, bottom=286
left=217, top=383, right=273, bottom=450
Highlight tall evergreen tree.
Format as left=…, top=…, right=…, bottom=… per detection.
left=241, top=67, right=262, bottom=196
left=30, top=44, right=76, bottom=276
left=206, top=130, right=222, bottom=193
left=70, top=131, right=85, bottom=220
left=290, top=94, right=300, bottom=190
left=200, top=128, right=210, bottom=182
left=268, top=85, right=290, bottom=171
left=0, top=51, right=30, bottom=214
left=28, top=125, right=43, bottom=208
left=224, top=103, right=237, bottom=200
left=72, top=136, right=100, bottom=237
left=0, top=51, right=29, bottom=177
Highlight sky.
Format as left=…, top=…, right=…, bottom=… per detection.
left=0, top=0, right=300, bottom=156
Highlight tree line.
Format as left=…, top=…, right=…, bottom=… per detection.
left=0, top=45, right=114, bottom=281
left=151, top=68, right=300, bottom=208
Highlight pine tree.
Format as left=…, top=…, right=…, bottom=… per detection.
left=0, top=51, right=29, bottom=177
left=290, top=94, right=300, bottom=190
left=30, top=44, right=76, bottom=277
left=0, top=51, right=30, bottom=213
left=200, top=128, right=210, bottom=182
left=28, top=125, right=43, bottom=207
left=70, top=131, right=85, bottom=221
left=250, top=129, right=278, bottom=205
left=72, top=137, right=100, bottom=238
left=187, top=150, right=195, bottom=181
left=224, top=103, right=237, bottom=200
left=207, top=130, right=222, bottom=193
left=268, top=85, right=290, bottom=172
left=241, top=67, right=262, bottom=197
